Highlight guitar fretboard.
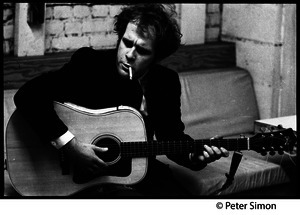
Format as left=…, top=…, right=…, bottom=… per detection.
left=120, top=138, right=249, bottom=157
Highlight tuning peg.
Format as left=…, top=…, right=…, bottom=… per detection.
left=260, top=127, right=267, bottom=133
left=277, top=124, right=283, bottom=129
left=260, top=147, right=267, bottom=156
left=278, top=146, right=284, bottom=155
left=210, top=135, right=223, bottom=140
left=269, top=147, right=276, bottom=156
left=260, top=127, right=271, bottom=133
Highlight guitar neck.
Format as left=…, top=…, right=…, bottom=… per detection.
left=120, top=138, right=249, bottom=157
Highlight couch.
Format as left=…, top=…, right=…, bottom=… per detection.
left=157, top=67, right=296, bottom=196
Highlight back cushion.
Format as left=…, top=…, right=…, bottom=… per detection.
left=179, top=67, right=259, bottom=139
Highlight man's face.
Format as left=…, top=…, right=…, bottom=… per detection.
left=116, top=22, right=156, bottom=80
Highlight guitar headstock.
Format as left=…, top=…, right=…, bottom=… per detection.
left=249, top=127, right=297, bottom=156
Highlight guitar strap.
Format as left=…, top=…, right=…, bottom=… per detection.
left=213, top=151, right=243, bottom=195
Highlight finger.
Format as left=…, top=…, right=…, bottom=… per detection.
left=220, top=147, right=230, bottom=157
left=93, top=146, right=109, bottom=153
left=198, top=155, right=205, bottom=162
left=203, top=151, right=210, bottom=161
left=89, top=151, right=108, bottom=168
left=204, top=145, right=218, bottom=161
left=203, top=145, right=214, bottom=156
left=211, top=146, right=222, bottom=159
left=190, top=153, right=205, bottom=162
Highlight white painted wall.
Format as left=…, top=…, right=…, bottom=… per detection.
left=221, top=4, right=296, bottom=119
left=180, top=4, right=206, bottom=45
left=14, top=3, right=46, bottom=56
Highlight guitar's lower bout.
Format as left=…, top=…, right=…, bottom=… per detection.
left=6, top=103, right=148, bottom=196
left=72, top=157, right=133, bottom=184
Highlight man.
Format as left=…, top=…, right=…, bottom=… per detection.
left=14, top=4, right=229, bottom=197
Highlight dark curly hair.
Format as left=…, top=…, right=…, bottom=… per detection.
left=114, top=4, right=182, bottom=61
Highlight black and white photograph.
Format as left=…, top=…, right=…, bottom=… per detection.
left=2, top=2, right=298, bottom=212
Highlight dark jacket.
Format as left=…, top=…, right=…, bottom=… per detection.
left=14, top=47, right=196, bottom=169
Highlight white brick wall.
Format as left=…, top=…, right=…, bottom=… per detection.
left=53, top=6, right=72, bottom=19
left=90, top=33, right=118, bottom=48
left=73, top=5, right=90, bottom=18
left=3, top=25, right=14, bottom=39
left=3, top=3, right=223, bottom=54
left=109, top=5, right=123, bottom=17
left=65, top=21, right=82, bottom=35
left=92, top=5, right=109, bottom=17
left=46, top=20, right=64, bottom=36
left=44, top=4, right=124, bottom=53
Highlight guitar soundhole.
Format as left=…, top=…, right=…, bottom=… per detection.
left=92, top=135, right=121, bottom=165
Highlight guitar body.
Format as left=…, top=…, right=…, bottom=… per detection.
left=6, top=102, right=148, bottom=196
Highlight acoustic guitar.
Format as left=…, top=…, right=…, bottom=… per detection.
left=5, top=102, right=296, bottom=196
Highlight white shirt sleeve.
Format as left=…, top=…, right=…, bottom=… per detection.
left=51, top=130, right=75, bottom=149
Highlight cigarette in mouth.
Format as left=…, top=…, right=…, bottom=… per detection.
left=129, top=67, right=132, bottom=80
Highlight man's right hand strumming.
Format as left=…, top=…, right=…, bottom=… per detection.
left=63, top=138, right=109, bottom=181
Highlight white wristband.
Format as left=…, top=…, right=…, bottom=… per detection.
left=51, top=130, right=75, bottom=149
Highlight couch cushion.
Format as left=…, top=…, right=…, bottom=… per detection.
left=179, top=67, right=259, bottom=139
left=157, top=67, right=292, bottom=196
left=157, top=150, right=293, bottom=196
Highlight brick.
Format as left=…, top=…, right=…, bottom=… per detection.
left=82, top=20, right=94, bottom=33
left=207, top=13, right=220, bottom=27
left=65, top=21, right=82, bottom=35
left=3, top=40, right=11, bottom=55
left=92, top=5, right=109, bottom=17
left=109, top=5, right=123, bottom=17
left=93, top=18, right=113, bottom=33
left=52, top=37, right=70, bottom=50
left=45, top=36, right=52, bottom=51
left=68, top=36, right=90, bottom=49
left=53, top=6, right=72, bottom=19
left=3, top=8, right=13, bottom=21
left=73, top=5, right=90, bottom=18
left=45, top=7, right=53, bottom=19
left=90, top=33, right=117, bottom=48
left=205, top=27, right=220, bottom=42
left=207, top=4, right=220, bottom=13
left=45, top=20, right=64, bottom=36
left=3, top=25, right=14, bottom=39
left=52, top=35, right=90, bottom=51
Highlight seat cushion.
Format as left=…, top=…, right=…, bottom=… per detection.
left=179, top=67, right=259, bottom=139
left=157, top=150, right=293, bottom=196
